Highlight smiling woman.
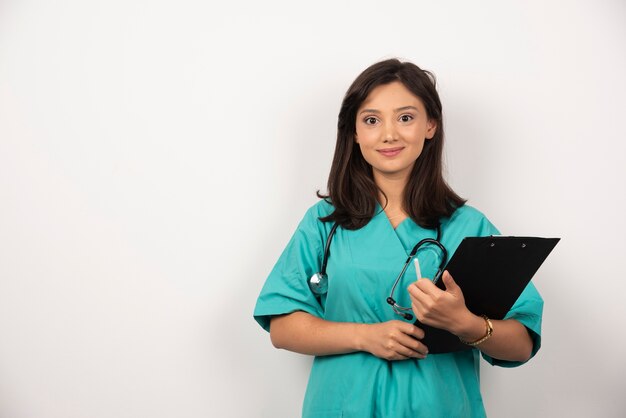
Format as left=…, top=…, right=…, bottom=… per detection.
left=355, top=81, right=438, bottom=227
left=253, top=59, right=543, bottom=418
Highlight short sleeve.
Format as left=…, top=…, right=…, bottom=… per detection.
left=253, top=204, right=328, bottom=332
left=481, top=281, right=544, bottom=367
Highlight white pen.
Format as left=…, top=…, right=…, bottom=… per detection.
left=414, top=258, right=422, bottom=281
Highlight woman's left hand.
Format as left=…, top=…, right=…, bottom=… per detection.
left=407, top=270, right=474, bottom=335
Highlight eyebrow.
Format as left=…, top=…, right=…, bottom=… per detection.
left=359, top=105, right=419, bottom=115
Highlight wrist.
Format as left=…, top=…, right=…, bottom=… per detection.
left=353, top=323, right=367, bottom=352
left=453, top=312, right=486, bottom=341
left=459, top=315, right=493, bottom=346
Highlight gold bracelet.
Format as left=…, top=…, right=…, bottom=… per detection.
left=460, top=315, right=493, bottom=346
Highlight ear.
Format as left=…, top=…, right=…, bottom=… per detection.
left=425, top=120, right=437, bottom=140
left=354, top=133, right=359, bottom=144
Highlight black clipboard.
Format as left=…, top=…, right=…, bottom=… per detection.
left=414, top=236, right=560, bottom=354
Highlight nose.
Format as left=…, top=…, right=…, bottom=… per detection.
left=383, top=122, right=398, bottom=143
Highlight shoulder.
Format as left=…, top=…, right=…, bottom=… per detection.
left=304, top=199, right=335, bottom=219
left=300, top=199, right=335, bottom=228
left=448, top=204, right=489, bottom=223
left=443, top=204, right=500, bottom=236
left=296, top=199, right=336, bottom=237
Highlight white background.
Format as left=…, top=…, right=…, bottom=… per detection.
left=1, top=0, right=625, bottom=417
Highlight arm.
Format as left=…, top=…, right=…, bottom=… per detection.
left=408, top=271, right=533, bottom=362
left=454, top=315, right=533, bottom=362
left=270, top=311, right=429, bottom=361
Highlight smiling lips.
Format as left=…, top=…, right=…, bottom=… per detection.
left=377, top=147, right=404, bottom=157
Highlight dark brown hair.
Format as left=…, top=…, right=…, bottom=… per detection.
left=318, top=58, right=465, bottom=230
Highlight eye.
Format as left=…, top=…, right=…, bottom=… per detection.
left=399, top=114, right=414, bottom=123
left=363, top=116, right=379, bottom=125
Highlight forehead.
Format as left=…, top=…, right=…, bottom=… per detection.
left=359, top=81, right=424, bottom=110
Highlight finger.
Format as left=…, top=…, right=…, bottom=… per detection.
left=410, top=299, right=425, bottom=321
left=388, top=339, right=425, bottom=359
left=442, top=270, right=460, bottom=294
left=395, top=343, right=423, bottom=359
left=407, top=283, right=426, bottom=304
left=395, top=332, right=429, bottom=357
left=382, top=346, right=410, bottom=361
left=400, top=324, right=428, bottom=353
left=401, top=323, right=425, bottom=340
left=407, top=281, right=433, bottom=301
left=411, top=300, right=438, bottom=327
left=383, top=335, right=418, bottom=359
left=415, top=278, right=443, bottom=297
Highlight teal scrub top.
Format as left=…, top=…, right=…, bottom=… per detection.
left=254, top=201, right=543, bottom=418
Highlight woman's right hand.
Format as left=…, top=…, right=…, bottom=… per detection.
left=357, top=320, right=428, bottom=361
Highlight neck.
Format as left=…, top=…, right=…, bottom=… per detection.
left=376, top=173, right=408, bottom=229
left=374, top=171, right=408, bottom=211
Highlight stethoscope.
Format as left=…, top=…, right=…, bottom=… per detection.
left=309, top=222, right=448, bottom=321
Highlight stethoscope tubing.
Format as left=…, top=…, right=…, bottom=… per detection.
left=310, top=219, right=448, bottom=322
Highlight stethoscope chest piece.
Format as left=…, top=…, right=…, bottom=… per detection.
left=309, top=272, right=328, bottom=295
left=308, top=223, right=339, bottom=296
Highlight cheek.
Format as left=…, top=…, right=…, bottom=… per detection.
left=355, top=128, right=377, bottom=146
left=401, top=124, right=424, bottom=139
left=356, top=143, right=377, bottom=166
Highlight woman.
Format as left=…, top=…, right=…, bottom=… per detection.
left=254, top=59, right=543, bottom=417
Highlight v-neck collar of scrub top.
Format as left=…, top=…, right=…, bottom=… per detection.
left=373, top=203, right=440, bottom=256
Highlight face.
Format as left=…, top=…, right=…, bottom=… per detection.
left=355, top=81, right=437, bottom=183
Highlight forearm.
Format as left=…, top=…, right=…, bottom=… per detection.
left=454, top=313, right=533, bottom=362
left=270, top=311, right=363, bottom=356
